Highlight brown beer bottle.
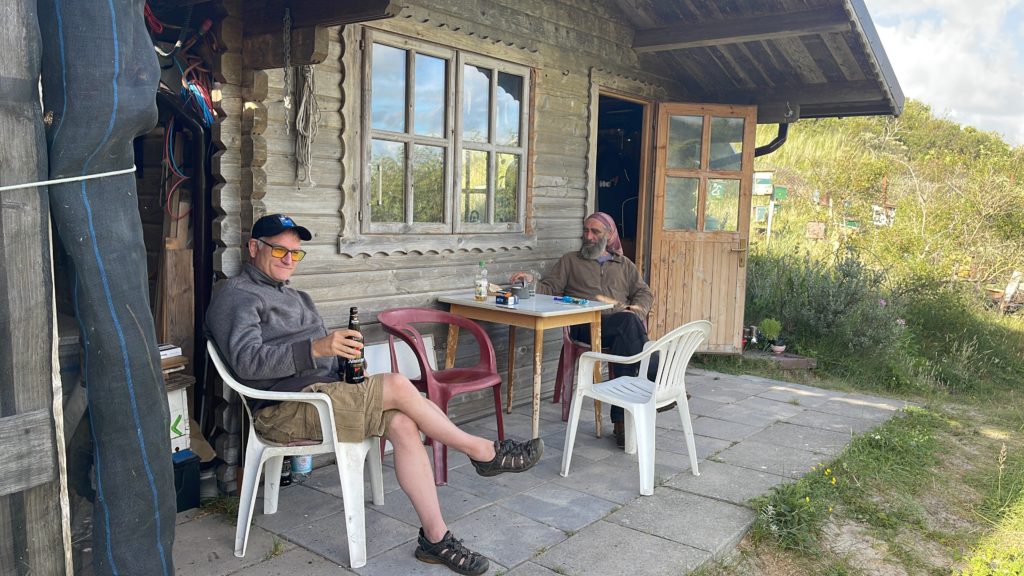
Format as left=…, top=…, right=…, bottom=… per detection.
left=344, top=306, right=367, bottom=384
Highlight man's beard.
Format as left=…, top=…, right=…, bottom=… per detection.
left=580, top=236, right=608, bottom=260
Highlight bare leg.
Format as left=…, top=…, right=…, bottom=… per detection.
left=388, top=413, right=448, bottom=542
left=380, top=373, right=496, bottom=462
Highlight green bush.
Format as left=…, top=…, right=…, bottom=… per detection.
left=746, top=247, right=903, bottom=347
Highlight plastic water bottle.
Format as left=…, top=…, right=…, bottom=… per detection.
left=474, top=260, right=488, bottom=301
left=291, top=455, right=313, bottom=483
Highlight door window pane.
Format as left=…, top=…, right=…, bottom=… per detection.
left=370, top=139, right=406, bottom=222
left=495, top=153, right=519, bottom=223
left=461, top=150, right=489, bottom=222
left=664, top=177, right=698, bottom=230
left=414, top=54, right=446, bottom=138
left=705, top=179, right=740, bottom=231
left=412, top=145, right=445, bottom=222
left=462, top=65, right=491, bottom=142
left=668, top=115, right=702, bottom=169
left=371, top=44, right=406, bottom=133
left=709, top=117, right=744, bottom=171
left=496, top=72, right=522, bottom=146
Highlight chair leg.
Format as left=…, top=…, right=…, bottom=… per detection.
left=623, top=410, right=637, bottom=455
left=492, top=385, right=505, bottom=441
left=234, top=444, right=266, bottom=557
left=431, top=439, right=448, bottom=486
left=677, top=394, right=700, bottom=476
left=336, top=442, right=370, bottom=568
left=369, top=438, right=385, bottom=505
left=636, top=406, right=657, bottom=496
left=262, top=454, right=284, bottom=515
left=560, top=393, right=586, bottom=478
left=553, top=345, right=570, bottom=405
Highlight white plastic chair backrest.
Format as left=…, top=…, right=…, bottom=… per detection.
left=364, top=335, right=436, bottom=379
left=648, top=320, right=711, bottom=402
left=207, top=340, right=260, bottom=424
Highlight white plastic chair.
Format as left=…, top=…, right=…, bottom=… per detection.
left=207, top=341, right=384, bottom=568
left=560, top=320, right=711, bottom=496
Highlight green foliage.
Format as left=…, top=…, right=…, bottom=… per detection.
left=759, top=317, right=781, bottom=341
left=958, top=492, right=1024, bottom=576
left=752, top=408, right=944, bottom=553
left=748, top=98, right=1024, bottom=396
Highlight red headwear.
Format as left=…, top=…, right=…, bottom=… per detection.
left=584, top=212, right=623, bottom=255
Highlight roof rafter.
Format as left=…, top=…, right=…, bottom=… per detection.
left=633, top=7, right=850, bottom=53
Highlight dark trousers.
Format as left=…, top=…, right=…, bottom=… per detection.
left=569, top=311, right=657, bottom=423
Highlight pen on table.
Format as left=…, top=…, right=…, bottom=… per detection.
left=553, top=296, right=590, bottom=305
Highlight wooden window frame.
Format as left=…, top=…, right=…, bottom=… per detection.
left=361, top=29, right=530, bottom=235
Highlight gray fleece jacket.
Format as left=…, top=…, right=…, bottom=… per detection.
left=206, top=263, right=340, bottom=404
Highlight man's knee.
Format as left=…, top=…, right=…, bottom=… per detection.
left=388, top=412, right=420, bottom=444
left=381, top=372, right=418, bottom=400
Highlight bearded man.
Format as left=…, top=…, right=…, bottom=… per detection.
left=511, top=212, right=655, bottom=448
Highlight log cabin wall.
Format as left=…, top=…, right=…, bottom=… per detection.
left=211, top=0, right=690, bottom=421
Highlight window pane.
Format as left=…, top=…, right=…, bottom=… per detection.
left=461, top=150, right=489, bottom=223
left=668, top=115, right=702, bottom=169
left=371, top=44, right=407, bottom=133
left=414, top=54, right=445, bottom=138
left=462, top=65, right=491, bottom=142
left=664, top=177, right=698, bottom=230
left=412, top=145, right=445, bottom=222
left=709, top=117, right=744, bottom=171
left=496, top=72, right=522, bottom=146
left=370, top=139, right=405, bottom=223
left=705, top=179, right=739, bottom=231
left=495, top=153, right=519, bottom=223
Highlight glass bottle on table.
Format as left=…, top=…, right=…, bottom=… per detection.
left=474, top=260, right=488, bottom=301
left=344, top=306, right=366, bottom=384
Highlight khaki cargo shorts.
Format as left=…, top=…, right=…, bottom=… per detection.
left=253, top=373, right=396, bottom=443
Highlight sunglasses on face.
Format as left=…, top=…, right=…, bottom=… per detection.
left=256, top=238, right=307, bottom=261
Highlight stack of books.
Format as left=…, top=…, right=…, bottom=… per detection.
left=160, top=343, right=189, bottom=377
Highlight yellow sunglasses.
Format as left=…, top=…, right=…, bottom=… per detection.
left=256, top=238, right=307, bottom=261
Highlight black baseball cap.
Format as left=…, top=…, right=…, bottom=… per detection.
left=251, top=214, right=312, bottom=241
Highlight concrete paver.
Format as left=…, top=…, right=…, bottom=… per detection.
left=665, top=460, right=787, bottom=505
left=172, top=370, right=903, bottom=575
left=606, top=489, right=754, bottom=554
left=535, top=521, right=710, bottom=576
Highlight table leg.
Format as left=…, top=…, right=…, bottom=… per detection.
left=532, top=327, right=544, bottom=438
left=445, top=324, right=460, bottom=370
left=505, top=326, right=516, bottom=413
left=591, top=316, right=603, bottom=438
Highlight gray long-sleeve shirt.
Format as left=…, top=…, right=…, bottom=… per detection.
left=206, top=263, right=340, bottom=401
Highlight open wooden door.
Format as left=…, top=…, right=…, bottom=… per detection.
left=647, top=103, right=755, bottom=353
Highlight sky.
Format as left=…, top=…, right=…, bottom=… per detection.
left=863, top=0, right=1024, bottom=148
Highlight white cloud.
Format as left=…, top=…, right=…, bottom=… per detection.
left=864, top=0, right=1024, bottom=146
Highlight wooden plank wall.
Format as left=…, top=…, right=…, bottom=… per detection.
left=213, top=0, right=690, bottom=419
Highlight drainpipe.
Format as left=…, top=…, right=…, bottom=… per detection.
left=755, top=123, right=789, bottom=157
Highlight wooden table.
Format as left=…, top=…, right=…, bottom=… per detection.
left=438, top=292, right=612, bottom=438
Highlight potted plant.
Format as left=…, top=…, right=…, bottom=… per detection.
left=759, top=318, right=786, bottom=354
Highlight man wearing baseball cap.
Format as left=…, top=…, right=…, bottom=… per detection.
left=207, top=214, right=542, bottom=575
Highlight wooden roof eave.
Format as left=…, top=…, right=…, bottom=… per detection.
left=625, top=0, right=904, bottom=123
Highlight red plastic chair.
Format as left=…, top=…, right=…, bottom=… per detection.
left=378, top=307, right=505, bottom=485
left=553, top=328, right=589, bottom=421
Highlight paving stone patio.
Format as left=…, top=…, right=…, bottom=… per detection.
left=172, top=369, right=907, bottom=575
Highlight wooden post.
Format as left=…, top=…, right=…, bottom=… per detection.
left=0, top=0, right=71, bottom=573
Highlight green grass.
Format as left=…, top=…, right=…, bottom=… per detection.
left=751, top=407, right=945, bottom=554
left=959, top=440, right=1024, bottom=575
left=200, top=495, right=240, bottom=517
